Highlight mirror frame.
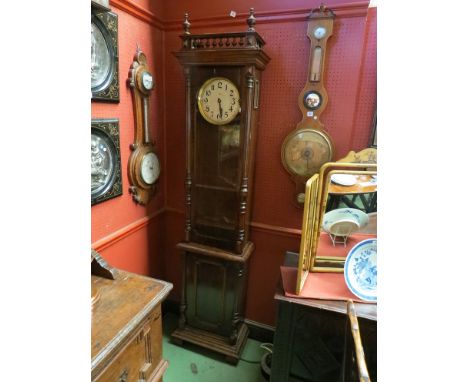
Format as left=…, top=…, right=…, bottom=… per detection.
left=296, top=162, right=377, bottom=294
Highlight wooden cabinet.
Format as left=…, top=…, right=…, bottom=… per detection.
left=92, top=270, right=173, bottom=382
left=270, top=289, right=377, bottom=382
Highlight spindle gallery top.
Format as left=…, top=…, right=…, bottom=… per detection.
left=179, top=8, right=266, bottom=51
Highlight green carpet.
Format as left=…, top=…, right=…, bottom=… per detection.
left=162, top=313, right=269, bottom=382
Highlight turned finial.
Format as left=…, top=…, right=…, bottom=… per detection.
left=183, top=12, right=191, bottom=34
left=247, top=8, right=256, bottom=32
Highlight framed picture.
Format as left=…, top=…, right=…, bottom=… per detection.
left=91, top=119, right=122, bottom=205
left=91, top=10, right=119, bottom=102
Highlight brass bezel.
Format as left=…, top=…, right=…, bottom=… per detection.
left=281, top=128, right=334, bottom=179
left=128, top=145, right=159, bottom=190
left=197, top=77, right=240, bottom=126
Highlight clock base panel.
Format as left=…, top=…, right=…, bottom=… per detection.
left=171, top=322, right=249, bottom=364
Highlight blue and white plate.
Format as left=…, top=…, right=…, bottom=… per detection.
left=322, top=208, right=369, bottom=236
left=344, top=238, right=377, bottom=302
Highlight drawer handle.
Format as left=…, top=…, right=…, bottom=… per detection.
left=118, top=369, right=128, bottom=382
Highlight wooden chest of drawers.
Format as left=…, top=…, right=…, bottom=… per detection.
left=92, top=270, right=173, bottom=382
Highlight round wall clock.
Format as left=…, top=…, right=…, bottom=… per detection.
left=141, top=151, right=160, bottom=185
left=314, top=26, right=327, bottom=40
left=141, top=71, right=154, bottom=91
left=197, top=77, right=240, bottom=125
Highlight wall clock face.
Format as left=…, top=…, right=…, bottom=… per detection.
left=197, top=77, right=240, bottom=125
left=141, top=71, right=154, bottom=91
left=282, top=129, right=333, bottom=178
left=141, top=152, right=160, bottom=185
left=314, top=26, right=327, bottom=39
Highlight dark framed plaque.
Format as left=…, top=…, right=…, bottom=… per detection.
left=91, top=10, right=119, bottom=102
left=91, top=119, right=122, bottom=205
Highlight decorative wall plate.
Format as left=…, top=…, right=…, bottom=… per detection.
left=91, top=10, right=119, bottom=102
left=344, top=238, right=377, bottom=301
left=91, top=119, right=122, bottom=205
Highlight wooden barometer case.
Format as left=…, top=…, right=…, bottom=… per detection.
left=128, top=48, right=160, bottom=205
left=171, top=10, right=270, bottom=363
left=281, top=5, right=336, bottom=205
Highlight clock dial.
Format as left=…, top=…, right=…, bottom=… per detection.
left=282, top=129, right=333, bottom=178
left=141, top=71, right=154, bottom=91
left=140, top=152, right=160, bottom=185
left=197, top=77, right=240, bottom=125
left=314, top=26, right=327, bottom=39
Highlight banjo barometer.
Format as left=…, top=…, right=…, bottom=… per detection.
left=281, top=4, right=336, bottom=204
left=127, top=47, right=160, bottom=205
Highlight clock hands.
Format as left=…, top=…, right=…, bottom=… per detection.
left=218, top=98, right=223, bottom=119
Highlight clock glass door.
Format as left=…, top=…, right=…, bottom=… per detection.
left=191, top=68, right=242, bottom=251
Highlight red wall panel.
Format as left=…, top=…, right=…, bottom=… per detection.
left=91, top=5, right=166, bottom=277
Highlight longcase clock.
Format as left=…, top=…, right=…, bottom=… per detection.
left=171, top=10, right=270, bottom=364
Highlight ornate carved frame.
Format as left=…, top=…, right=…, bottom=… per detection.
left=91, top=10, right=119, bottom=102
left=91, top=119, right=122, bottom=205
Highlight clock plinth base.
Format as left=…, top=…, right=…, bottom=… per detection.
left=171, top=323, right=249, bottom=364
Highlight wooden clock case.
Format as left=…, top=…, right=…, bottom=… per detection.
left=171, top=11, right=270, bottom=363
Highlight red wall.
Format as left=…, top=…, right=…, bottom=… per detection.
left=91, top=2, right=166, bottom=277
left=92, top=0, right=376, bottom=327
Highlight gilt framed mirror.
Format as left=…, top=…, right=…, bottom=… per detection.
left=296, top=162, right=377, bottom=294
